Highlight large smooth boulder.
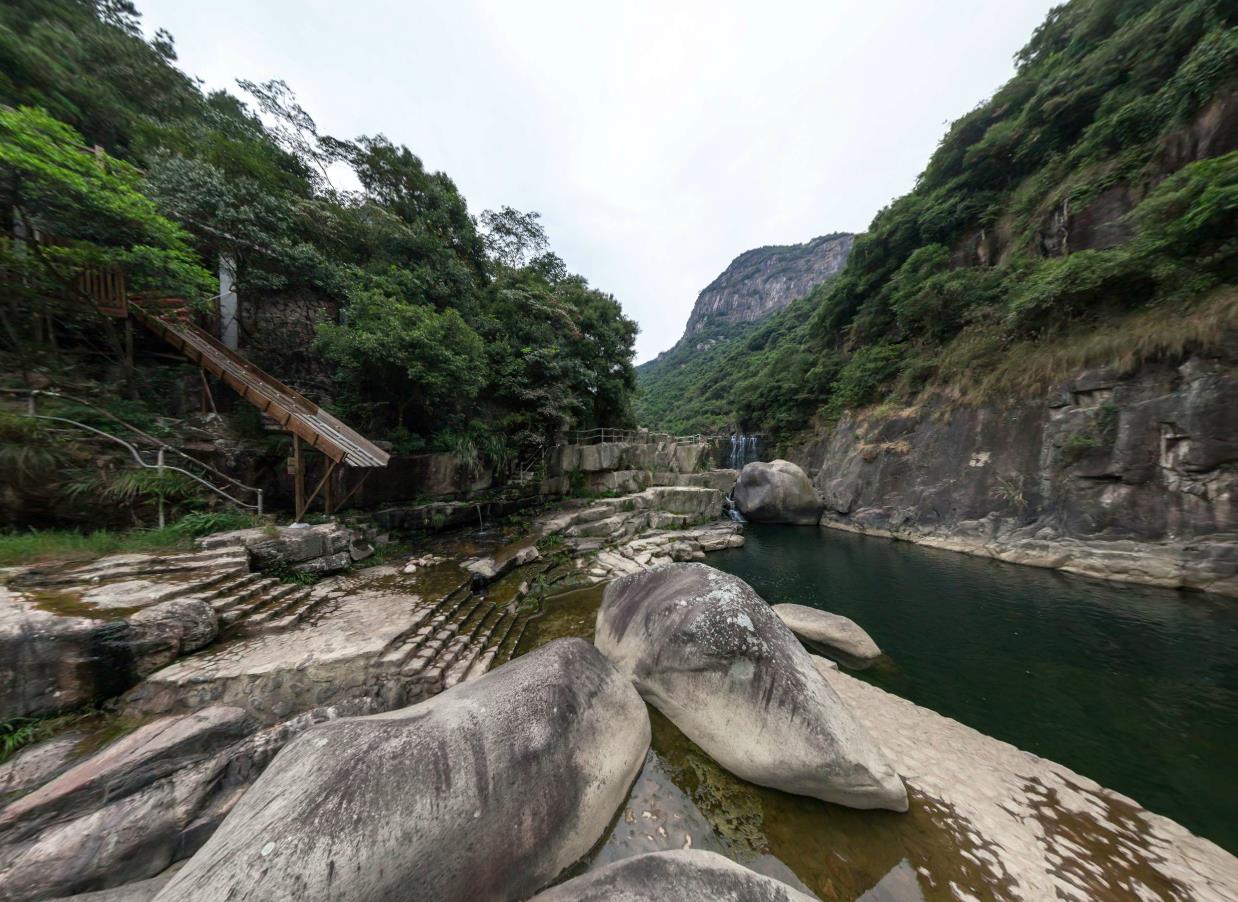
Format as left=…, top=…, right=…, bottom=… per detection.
left=733, top=460, right=823, bottom=525
left=0, top=592, right=219, bottom=721
left=595, top=563, right=907, bottom=811
left=0, top=707, right=251, bottom=900
left=772, top=604, right=882, bottom=666
left=530, top=850, right=818, bottom=902
left=154, top=638, right=651, bottom=902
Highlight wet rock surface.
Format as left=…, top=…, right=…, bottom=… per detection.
left=0, top=568, right=231, bottom=720
left=0, top=530, right=543, bottom=900
left=595, top=563, right=907, bottom=811
left=0, top=706, right=266, bottom=900
left=154, top=639, right=651, bottom=902
left=825, top=667, right=1238, bottom=900
left=771, top=603, right=882, bottom=665
left=733, top=460, right=823, bottom=526
left=539, top=486, right=725, bottom=543
left=530, top=850, right=818, bottom=902
left=520, top=591, right=1238, bottom=901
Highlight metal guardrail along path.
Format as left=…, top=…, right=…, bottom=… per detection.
left=2, top=387, right=264, bottom=521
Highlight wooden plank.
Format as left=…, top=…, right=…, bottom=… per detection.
left=130, top=305, right=384, bottom=467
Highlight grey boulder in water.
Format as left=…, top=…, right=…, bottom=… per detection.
left=733, top=460, right=823, bottom=525
left=595, top=563, right=907, bottom=811
left=772, top=603, right=883, bottom=666
left=529, top=850, right=819, bottom=902
left=153, top=638, right=650, bottom=902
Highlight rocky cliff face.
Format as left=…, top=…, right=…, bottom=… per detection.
left=683, top=234, right=853, bottom=336
left=792, top=349, right=1238, bottom=595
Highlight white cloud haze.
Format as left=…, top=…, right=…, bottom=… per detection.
left=139, top=0, right=1059, bottom=362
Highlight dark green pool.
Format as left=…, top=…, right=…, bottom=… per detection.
left=708, top=524, right=1238, bottom=855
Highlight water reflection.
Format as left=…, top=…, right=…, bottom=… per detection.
left=710, top=525, right=1238, bottom=854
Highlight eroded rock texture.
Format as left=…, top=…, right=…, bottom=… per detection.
left=772, top=604, right=882, bottom=666
left=797, top=354, right=1238, bottom=594
left=154, top=638, right=650, bottom=902
left=595, top=563, right=907, bottom=811
left=530, top=850, right=818, bottom=902
left=684, top=234, right=854, bottom=336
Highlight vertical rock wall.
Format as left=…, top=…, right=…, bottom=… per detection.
left=793, top=353, right=1238, bottom=595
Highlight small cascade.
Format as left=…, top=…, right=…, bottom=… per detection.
left=727, top=434, right=761, bottom=469
left=723, top=494, right=747, bottom=523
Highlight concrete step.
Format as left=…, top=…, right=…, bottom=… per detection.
left=466, top=610, right=519, bottom=681
left=376, top=587, right=469, bottom=668
left=235, top=584, right=312, bottom=631
left=493, top=616, right=530, bottom=668
left=252, top=588, right=337, bottom=634
left=443, top=637, right=483, bottom=690
left=216, top=578, right=288, bottom=624
left=205, top=572, right=266, bottom=609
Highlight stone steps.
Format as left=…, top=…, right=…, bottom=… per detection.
left=22, top=549, right=250, bottom=590
left=236, top=585, right=318, bottom=634
left=202, top=572, right=266, bottom=606
left=252, top=589, right=334, bottom=634
left=212, top=577, right=283, bottom=617
left=377, top=582, right=474, bottom=670
left=444, top=607, right=508, bottom=689
left=491, top=615, right=530, bottom=669
left=460, top=608, right=520, bottom=684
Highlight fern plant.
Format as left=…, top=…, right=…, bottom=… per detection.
left=0, top=413, right=68, bottom=488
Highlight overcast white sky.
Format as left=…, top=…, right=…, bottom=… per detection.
left=139, top=0, right=1057, bottom=362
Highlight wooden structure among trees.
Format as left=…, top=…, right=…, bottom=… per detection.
left=81, top=274, right=389, bottom=520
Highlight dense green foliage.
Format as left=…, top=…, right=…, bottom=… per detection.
left=639, top=0, right=1237, bottom=444
left=0, top=0, right=637, bottom=466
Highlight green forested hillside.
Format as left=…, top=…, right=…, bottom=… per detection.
left=0, top=0, right=637, bottom=464
left=638, top=0, right=1237, bottom=445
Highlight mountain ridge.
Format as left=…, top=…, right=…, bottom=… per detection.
left=682, top=232, right=853, bottom=338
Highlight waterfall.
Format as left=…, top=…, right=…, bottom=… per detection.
left=724, top=495, right=747, bottom=523
left=727, top=434, right=761, bottom=469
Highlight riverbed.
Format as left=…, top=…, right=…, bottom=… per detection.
left=708, top=524, right=1238, bottom=856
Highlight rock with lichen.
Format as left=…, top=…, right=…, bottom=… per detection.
left=594, top=562, right=906, bottom=811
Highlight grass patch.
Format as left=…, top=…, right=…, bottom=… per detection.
left=0, top=716, right=51, bottom=763
left=0, top=511, right=261, bottom=567
left=935, top=287, right=1238, bottom=403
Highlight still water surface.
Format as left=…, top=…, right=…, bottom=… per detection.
left=709, top=525, right=1238, bottom=854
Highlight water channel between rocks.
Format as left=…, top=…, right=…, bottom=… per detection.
left=517, top=524, right=1238, bottom=899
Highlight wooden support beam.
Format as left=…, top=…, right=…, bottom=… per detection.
left=332, top=469, right=372, bottom=513
left=300, top=457, right=338, bottom=520
left=199, top=369, right=217, bottom=414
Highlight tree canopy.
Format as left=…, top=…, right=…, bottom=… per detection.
left=0, top=0, right=639, bottom=467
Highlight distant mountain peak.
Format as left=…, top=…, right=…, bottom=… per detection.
left=683, top=232, right=853, bottom=337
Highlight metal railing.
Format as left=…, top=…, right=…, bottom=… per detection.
left=2, top=388, right=263, bottom=522
left=564, top=428, right=707, bottom=446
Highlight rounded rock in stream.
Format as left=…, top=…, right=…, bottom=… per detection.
left=153, top=638, right=651, bottom=902
left=529, top=850, right=819, bottom=902
left=595, top=563, right=907, bottom=811
left=772, top=603, right=883, bottom=666
left=732, top=460, right=823, bottom=526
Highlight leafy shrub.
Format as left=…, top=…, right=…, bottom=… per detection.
left=825, top=344, right=906, bottom=418
left=167, top=510, right=258, bottom=537
left=1061, top=431, right=1103, bottom=465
